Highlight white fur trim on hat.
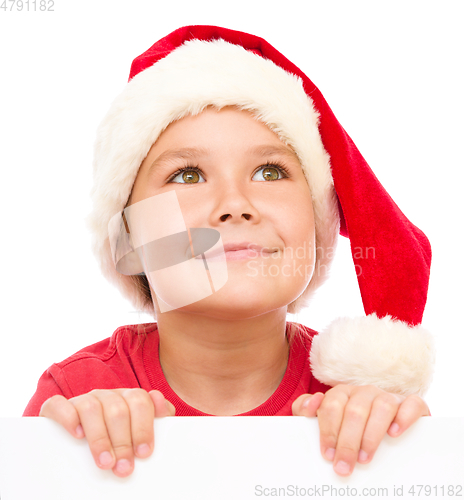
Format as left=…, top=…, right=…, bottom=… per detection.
left=86, top=38, right=339, bottom=316
left=310, top=314, right=436, bottom=396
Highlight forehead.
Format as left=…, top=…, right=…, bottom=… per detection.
left=148, top=105, right=301, bottom=162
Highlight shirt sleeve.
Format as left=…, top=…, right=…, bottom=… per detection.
left=23, top=355, right=139, bottom=417
left=23, top=367, right=68, bottom=417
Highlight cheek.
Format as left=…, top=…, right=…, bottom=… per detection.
left=280, top=194, right=316, bottom=276
left=244, top=194, right=314, bottom=294
left=280, top=192, right=315, bottom=245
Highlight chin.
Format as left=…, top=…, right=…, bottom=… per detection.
left=183, top=294, right=287, bottom=320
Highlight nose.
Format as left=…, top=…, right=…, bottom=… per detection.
left=211, top=182, right=261, bottom=225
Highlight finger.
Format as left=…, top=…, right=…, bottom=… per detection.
left=166, top=399, right=176, bottom=416
left=387, top=394, right=429, bottom=437
left=292, top=393, right=325, bottom=417
left=149, top=390, right=176, bottom=417
left=331, top=389, right=375, bottom=476
left=91, top=390, right=136, bottom=477
left=71, top=393, right=119, bottom=472
left=357, top=393, right=403, bottom=464
left=316, top=386, right=350, bottom=463
left=39, top=395, right=85, bottom=439
left=119, top=389, right=155, bottom=459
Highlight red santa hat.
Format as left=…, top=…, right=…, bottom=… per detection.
left=87, top=25, right=434, bottom=396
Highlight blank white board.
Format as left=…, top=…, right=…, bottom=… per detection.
left=0, top=417, right=462, bottom=499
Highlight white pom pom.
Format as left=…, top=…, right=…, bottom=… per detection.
left=310, top=314, right=436, bottom=396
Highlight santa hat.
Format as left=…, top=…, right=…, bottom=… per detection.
left=87, top=25, right=434, bottom=396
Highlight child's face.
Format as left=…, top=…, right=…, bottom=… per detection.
left=128, top=106, right=316, bottom=319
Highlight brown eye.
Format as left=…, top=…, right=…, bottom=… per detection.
left=262, top=167, right=279, bottom=181
left=252, top=164, right=287, bottom=182
left=182, top=170, right=200, bottom=183
left=169, top=167, right=205, bottom=184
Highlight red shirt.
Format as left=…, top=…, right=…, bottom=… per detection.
left=23, top=322, right=331, bottom=417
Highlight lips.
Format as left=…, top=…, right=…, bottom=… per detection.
left=195, top=242, right=275, bottom=259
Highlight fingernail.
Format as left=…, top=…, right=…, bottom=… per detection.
left=389, top=422, right=400, bottom=434
left=75, top=424, right=84, bottom=438
left=98, top=451, right=113, bottom=467
left=115, top=459, right=132, bottom=475
left=334, top=461, right=351, bottom=475
left=136, top=443, right=151, bottom=457
left=301, top=396, right=312, bottom=408
left=358, top=449, right=369, bottom=462
left=325, top=448, right=335, bottom=460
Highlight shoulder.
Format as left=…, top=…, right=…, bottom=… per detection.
left=47, top=323, right=159, bottom=395
left=54, top=322, right=158, bottom=369
left=23, top=323, right=160, bottom=414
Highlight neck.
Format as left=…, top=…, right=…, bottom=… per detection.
left=156, top=307, right=289, bottom=415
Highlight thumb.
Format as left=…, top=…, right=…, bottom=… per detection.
left=165, top=398, right=176, bottom=416
left=149, top=390, right=176, bottom=417
left=292, top=392, right=324, bottom=417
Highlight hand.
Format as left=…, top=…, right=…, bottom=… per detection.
left=292, top=385, right=430, bottom=476
left=40, top=389, right=175, bottom=477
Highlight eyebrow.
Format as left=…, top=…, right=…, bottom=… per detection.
left=147, top=144, right=300, bottom=176
left=247, top=144, right=300, bottom=162
left=148, top=147, right=210, bottom=176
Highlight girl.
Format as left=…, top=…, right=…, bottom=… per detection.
left=23, top=25, right=434, bottom=479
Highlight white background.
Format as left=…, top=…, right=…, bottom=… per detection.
left=0, top=1, right=462, bottom=417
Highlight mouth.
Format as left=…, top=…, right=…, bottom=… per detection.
left=194, top=242, right=277, bottom=260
